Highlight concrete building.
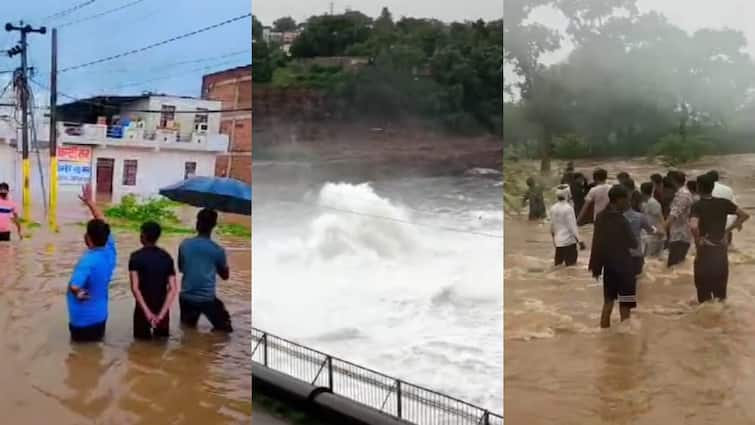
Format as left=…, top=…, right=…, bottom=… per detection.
left=202, top=65, right=252, bottom=183
left=0, top=94, right=229, bottom=215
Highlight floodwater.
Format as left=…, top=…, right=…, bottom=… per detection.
left=0, top=205, right=251, bottom=424
left=253, top=161, right=503, bottom=411
left=505, top=156, right=755, bottom=425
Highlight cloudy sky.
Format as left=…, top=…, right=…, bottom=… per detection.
left=253, top=0, right=503, bottom=27
left=0, top=0, right=251, bottom=103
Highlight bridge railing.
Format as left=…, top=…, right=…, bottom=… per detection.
left=252, top=327, right=503, bottom=425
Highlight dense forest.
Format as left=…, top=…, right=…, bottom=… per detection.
left=505, top=0, right=755, bottom=171
left=253, top=9, right=503, bottom=136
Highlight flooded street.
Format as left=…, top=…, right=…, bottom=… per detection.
left=253, top=161, right=503, bottom=410
left=505, top=156, right=755, bottom=424
left=0, top=206, right=251, bottom=424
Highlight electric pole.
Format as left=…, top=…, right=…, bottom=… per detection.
left=5, top=21, right=46, bottom=224
left=49, top=28, right=58, bottom=231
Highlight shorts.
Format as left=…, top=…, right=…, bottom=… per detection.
left=69, top=321, right=106, bottom=343
left=603, top=266, right=637, bottom=309
left=554, top=244, right=578, bottom=266
left=180, top=297, right=233, bottom=332
left=0, top=232, right=10, bottom=241
left=133, top=306, right=169, bottom=340
left=694, top=245, right=729, bottom=302
left=667, top=241, right=691, bottom=267
left=632, top=256, right=644, bottom=276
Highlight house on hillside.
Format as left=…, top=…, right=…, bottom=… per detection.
left=0, top=94, right=229, bottom=208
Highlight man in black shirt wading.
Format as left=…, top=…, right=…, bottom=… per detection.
left=129, top=221, right=180, bottom=339
left=689, top=174, right=749, bottom=303
left=589, top=185, right=637, bottom=328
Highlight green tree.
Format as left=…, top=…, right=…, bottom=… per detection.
left=273, top=16, right=297, bottom=32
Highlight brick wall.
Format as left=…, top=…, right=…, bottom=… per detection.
left=202, top=65, right=252, bottom=182
left=215, top=154, right=251, bottom=183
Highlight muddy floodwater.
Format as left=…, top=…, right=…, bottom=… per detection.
left=0, top=207, right=250, bottom=424
left=505, top=155, right=755, bottom=425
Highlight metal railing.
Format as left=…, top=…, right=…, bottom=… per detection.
left=252, top=328, right=503, bottom=425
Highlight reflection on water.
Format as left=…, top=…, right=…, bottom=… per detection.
left=505, top=156, right=755, bottom=424
left=0, top=212, right=250, bottom=424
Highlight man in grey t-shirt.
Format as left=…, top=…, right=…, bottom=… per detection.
left=178, top=208, right=233, bottom=332
left=640, top=182, right=665, bottom=257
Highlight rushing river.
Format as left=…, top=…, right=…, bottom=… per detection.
left=505, top=156, right=755, bottom=425
left=253, top=161, right=503, bottom=411
left=0, top=205, right=251, bottom=424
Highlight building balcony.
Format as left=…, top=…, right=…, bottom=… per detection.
left=58, top=122, right=229, bottom=153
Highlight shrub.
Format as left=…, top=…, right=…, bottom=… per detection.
left=105, top=195, right=180, bottom=225
left=649, top=133, right=710, bottom=167
left=553, top=134, right=591, bottom=159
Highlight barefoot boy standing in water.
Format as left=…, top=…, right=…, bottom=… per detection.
left=67, top=184, right=116, bottom=342
left=129, top=221, right=179, bottom=340
left=589, top=185, right=637, bottom=328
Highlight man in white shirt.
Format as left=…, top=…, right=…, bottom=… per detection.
left=578, top=168, right=611, bottom=224
left=550, top=185, right=583, bottom=266
left=708, top=170, right=737, bottom=246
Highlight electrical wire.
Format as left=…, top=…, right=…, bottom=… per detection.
left=30, top=78, right=251, bottom=113
left=42, top=0, right=98, bottom=23
left=109, top=57, right=249, bottom=90
left=58, top=0, right=147, bottom=28
left=58, top=13, right=252, bottom=73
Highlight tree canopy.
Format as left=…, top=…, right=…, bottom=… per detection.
left=254, top=9, right=503, bottom=136
left=504, top=0, right=755, bottom=170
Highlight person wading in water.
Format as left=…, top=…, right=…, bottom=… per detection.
left=689, top=174, right=749, bottom=303
left=589, top=185, right=637, bottom=328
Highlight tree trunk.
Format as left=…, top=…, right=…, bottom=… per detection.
left=540, top=129, right=552, bottom=175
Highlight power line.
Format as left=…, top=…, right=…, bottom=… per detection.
left=58, top=0, right=147, bottom=28
left=58, top=13, right=252, bottom=73
left=31, top=78, right=251, bottom=114
left=109, top=58, right=248, bottom=90
left=42, top=0, right=98, bottom=23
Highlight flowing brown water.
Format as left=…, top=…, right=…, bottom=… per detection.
left=0, top=208, right=251, bottom=424
left=505, top=156, right=755, bottom=425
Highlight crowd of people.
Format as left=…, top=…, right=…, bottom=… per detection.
left=524, top=164, right=750, bottom=328
left=0, top=182, right=234, bottom=343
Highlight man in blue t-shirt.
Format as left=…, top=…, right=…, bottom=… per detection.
left=67, top=184, right=117, bottom=342
left=178, top=208, right=232, bottom=332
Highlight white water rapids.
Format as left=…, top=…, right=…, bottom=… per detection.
left=253, top=170, right=502, bottom=411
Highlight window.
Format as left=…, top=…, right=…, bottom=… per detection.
left=122, top=160, right=138, bottom=186
left=185, top=161, right=197, bottom=180
left=160, top=105, right=176, bottom=128
left=194, top=108, right=209, bottom=125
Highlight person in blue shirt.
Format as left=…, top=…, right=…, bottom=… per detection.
left=67, top=184, right=117, bottom=343
left=178, top=208, right=232, bottom=332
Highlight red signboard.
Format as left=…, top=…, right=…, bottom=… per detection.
left=58, top=146, right=92, bottom=163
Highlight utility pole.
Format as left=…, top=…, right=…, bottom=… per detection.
left=5, top=21, right=46, bottom=224
left=48, top=28, right=58, bottom=231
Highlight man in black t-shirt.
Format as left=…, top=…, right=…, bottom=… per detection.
left=128, top=221, right=179, bottom=339
left=689, top=174, right=749, bottom=303
left=589, top=185, right=637, bottom=328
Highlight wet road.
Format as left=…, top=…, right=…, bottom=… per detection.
left=0, top=205, right=251, bottom=424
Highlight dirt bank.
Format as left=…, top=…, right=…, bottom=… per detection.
left=253, top=86, right=502, bottom=179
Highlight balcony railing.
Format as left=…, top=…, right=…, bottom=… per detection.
left=252, top=328, right=504, bottom=425
left=57, top=122, right=229, bottom=152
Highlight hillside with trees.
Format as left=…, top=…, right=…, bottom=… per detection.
left=253, top=9, right=503, bottom=137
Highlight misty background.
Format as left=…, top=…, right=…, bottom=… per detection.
left=504, top=0, right=755, bottom=171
